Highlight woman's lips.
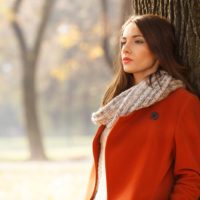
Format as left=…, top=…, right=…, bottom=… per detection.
left=122, top=57, right=133, bottom=64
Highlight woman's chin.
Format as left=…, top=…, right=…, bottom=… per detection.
left=123, top=66, right=134, bottom=74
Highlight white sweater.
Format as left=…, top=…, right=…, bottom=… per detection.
left=93, top=127, right=110, bottom=200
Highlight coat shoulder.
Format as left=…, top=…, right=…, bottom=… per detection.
left=167, top=88, right=199, bottom=105
left=154, top=88, right=200, bottom=115
left=171, top=87, right=198, bottom=99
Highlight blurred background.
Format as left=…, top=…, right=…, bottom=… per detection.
left=0, top=0, right=132, bottom=199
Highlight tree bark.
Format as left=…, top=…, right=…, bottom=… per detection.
left=10, top=0, right=54, bottom=160
left=132, top=0, right=200, bottom=96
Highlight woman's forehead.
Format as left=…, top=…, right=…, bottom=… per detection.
left=122, top=22, right=143, bottom=38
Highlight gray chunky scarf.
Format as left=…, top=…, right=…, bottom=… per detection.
left=91, top=70, right=184, bottom=128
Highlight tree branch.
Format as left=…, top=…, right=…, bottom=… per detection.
left=10, top=0, right=28, bottom=66
left=31, top=0, right=55, bottom=67
left=13, top=0, right=22, bottom=13
left=100, top=0, right=113, bottom=70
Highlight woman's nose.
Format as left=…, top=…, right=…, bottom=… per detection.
left=122, top=43, right=132, bottom=54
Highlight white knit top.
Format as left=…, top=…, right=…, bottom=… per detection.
left=93, top=127, right=110, bottom=200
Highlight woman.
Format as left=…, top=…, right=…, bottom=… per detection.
left=85, top=14, right=200, bottom=200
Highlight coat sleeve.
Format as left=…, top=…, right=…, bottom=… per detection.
left=170, top=95, right=200, bottom=200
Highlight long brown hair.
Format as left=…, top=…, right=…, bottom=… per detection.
left=102, top=14, right=195, bottom=106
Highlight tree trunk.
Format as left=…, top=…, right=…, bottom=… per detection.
left=100, top=0, right=133, bottom=71
left=132, top=0, right=200, bottom=96
left=120, top=0, right=133, bottom=26
left=100, top=0, right=114, bottom=70
left=23, top=57, right=46, bottom=160
left=10, top=0, right=54, bottom=160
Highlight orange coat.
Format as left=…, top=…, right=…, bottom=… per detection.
left=85, top=88, right=200, bottom=200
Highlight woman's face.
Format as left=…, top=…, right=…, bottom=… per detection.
left=121, top=22, right=159, bottom=84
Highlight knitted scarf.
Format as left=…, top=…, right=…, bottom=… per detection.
left=91, top=70, right=184, bottom=128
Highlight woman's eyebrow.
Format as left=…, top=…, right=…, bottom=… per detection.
left=121, top=35, right=143, bottom=40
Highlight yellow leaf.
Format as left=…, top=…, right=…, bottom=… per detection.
left=50, top=68, right=66, bottom=81
left=0, top=6, right=15, bottom=22
left=88, top=45, right=104, bottom=59
left=57, top=25, right=81, bottom=49
left=92, top=22, right=103, bottom=36
left=50, top=60, right=79, bottom=81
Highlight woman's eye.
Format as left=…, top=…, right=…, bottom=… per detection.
left=134, top=40, right=144, bottom=44
left=120, top=41, right=126, bottom=46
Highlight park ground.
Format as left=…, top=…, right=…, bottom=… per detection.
left=0, top=136, right=92, bottom=200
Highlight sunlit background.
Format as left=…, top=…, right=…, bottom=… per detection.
left=0, top=0, right=131, bottom=199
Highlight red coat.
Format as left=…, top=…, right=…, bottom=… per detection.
left=85, top=88, right=200, bottom=200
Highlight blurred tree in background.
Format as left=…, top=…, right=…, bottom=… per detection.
left=132, top=0, right=200, bottom=96
left=0, top=0, right=123, bottom=160
left=10, top=0, right=55, bottom=160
